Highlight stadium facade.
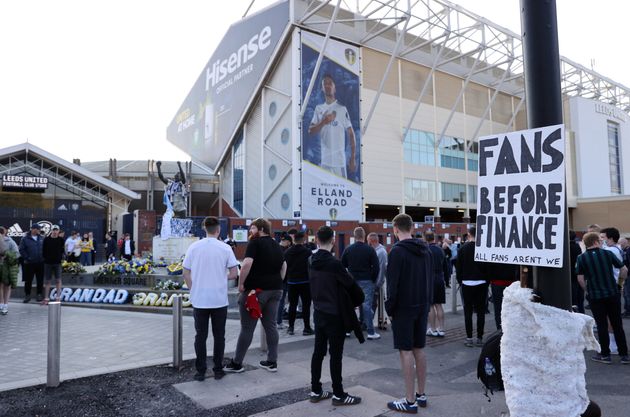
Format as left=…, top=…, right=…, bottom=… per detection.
left=173, top=0, right=630, bottom=234
left=163, top=0, right=628, bottom=232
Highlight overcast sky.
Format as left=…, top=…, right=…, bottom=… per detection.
left=0, top=0, right=627, bottom=164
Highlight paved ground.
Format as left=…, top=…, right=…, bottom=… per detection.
left=1, top=290, right=630, bottom=416
left=0, top=301, right=310, bottom=392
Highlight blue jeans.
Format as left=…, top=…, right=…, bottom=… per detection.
left=80, top=252, right=91, bottom=266
left=357, top=280, right=375, bottom=334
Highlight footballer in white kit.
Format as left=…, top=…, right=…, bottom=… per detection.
left=308, top=74, right=357, bottom=179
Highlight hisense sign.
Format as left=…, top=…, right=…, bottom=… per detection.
left=205, top=26, right=272, bottom=91
left=167, top=1, right=289, bottom=172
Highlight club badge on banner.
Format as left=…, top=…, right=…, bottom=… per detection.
left=474, top=124, right=566, bottom=268
left=300, top=31, right=362, bottom=221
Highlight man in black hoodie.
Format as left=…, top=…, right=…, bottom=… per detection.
left=309, top=226, right=361, bottom=406
left=284, top=231, right=314, bottom=335
left=385, top=214, right=433, bottom=414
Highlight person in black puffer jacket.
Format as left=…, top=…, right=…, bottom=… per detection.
left=308, top=226, right=363, bottom=406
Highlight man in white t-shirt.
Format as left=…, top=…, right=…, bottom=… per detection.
left=183, top=216, right=239, bottom=381
left=64, top=231, right=81, bottom=262
left=308, top=74, right=357, bottom=179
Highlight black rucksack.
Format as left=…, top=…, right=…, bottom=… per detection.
left=477, top=330, right=504, bottom=400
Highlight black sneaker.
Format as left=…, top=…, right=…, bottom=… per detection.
left=224, top=360, right=244, bottom=373
left=303, top=328, right=314, bottom=336
left=287, top=327, right=294, bottom=335
left=193, top=371, right=205, bottom=381
left=591, top=354, right=612, bottom=364
left=620, top=355, right=630, bottom=365
left=213, top=369, right=226, bottom=380
left=259, top=360, right=277, bottom=372
left=332, top=393, right=361, bottom=406
left=36, top=294, right=44, bottom=302
left=23, top=296, right=31, bottom=303
left=309, top=390, right=332, bottom=403
left=415, top=392, right=427, bottom=408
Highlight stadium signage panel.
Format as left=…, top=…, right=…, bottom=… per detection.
left=594, top=102, right=628, bottom=122
left=474, top=125, right=566, bottom=268
left=2, top=175, right=48, bottom=192
left=167, top=1, right=289, bottom=172
left=300, top=31, right=362, bottom=221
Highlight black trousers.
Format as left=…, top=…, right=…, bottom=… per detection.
left=193, top=306, right=228, bottom=373
left=462, top=283, right=488, bottom=339
left=311, top=310, right=345, bottom=397
left=490, top=284, right=506, bottom=330
left=590, top=295, right=628, bottom=356
left=22, top=262, right=44, bottom=297
left=288, top=283, right=312, bottom=329
left=571, top=280, right=585, bottom=314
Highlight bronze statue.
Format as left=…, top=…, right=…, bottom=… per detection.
left=156, top=161, right=188, bottom=218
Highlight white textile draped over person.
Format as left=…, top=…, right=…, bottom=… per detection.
left=501, top=282, right=599, bottom=417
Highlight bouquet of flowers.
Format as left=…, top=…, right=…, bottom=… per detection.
left=166, top=257, right=184, bottom=275
left=96, top=257, right=155, bottom=277
left=154, top=279, right=182, bottom=291
left=62, top=260, right=86, bottom=275
left=144, top=254, right=168, bottom=268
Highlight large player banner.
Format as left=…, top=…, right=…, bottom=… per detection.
left=300, top=31, right=361, bottom=221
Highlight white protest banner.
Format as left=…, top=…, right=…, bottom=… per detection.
left=475, top=124, right=565, bottom=268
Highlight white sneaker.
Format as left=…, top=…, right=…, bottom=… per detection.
left=436, top=329, right=445, bottom=337
left=610, top=333, right=618, bottom=355
left=426, top=328, right=438, bottom=337
left=367, top=332, right=381, bottom=340
left=0, top=305, right=7, bottom=315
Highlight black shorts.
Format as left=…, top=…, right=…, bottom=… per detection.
left=391, top=308, right=429, bottom=350
left=432, top=279, right=446, bottom=304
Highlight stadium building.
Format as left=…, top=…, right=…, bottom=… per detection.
left=166, top=0, right=630, bottom=234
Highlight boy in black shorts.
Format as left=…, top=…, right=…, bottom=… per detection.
left=385, top=214, right=434, bottom=414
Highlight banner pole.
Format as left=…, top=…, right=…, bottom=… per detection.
left=520, top=0, right=571, bottom=310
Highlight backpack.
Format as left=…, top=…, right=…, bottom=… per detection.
left=477, top=330, right=504, bottom=400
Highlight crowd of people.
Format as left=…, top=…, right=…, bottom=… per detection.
left=184, top=215, right=445, bottom=412
left=182, top=216, right=629, bottom=414
left=0, top=225, right=137, bottom=310
left=2, top=214, right=628, bottom=414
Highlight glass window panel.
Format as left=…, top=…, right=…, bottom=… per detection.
left=233, top=131, right=244, bottom=214
left=607, top=121, right=622, bottom=194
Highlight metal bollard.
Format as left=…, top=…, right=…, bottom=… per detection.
left=172, top=295, right=183, bottom=369
left=450, top=273, right=458, bottom=314
left=47, top=301, right=61, bottom=387
left=260, top=321, right=268, bottom=352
